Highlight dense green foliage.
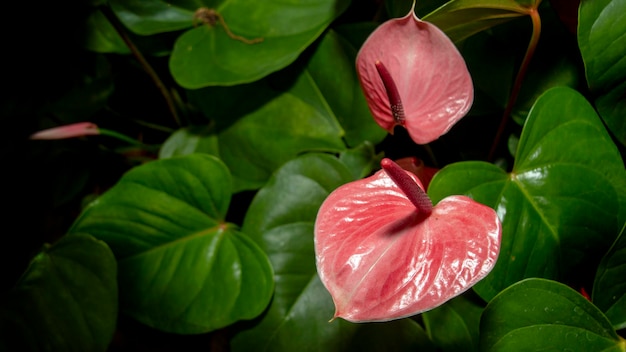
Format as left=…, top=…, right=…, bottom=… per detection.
left=1, top=0, right=624, bottom=350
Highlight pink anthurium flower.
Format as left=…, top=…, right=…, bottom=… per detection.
left=314, top=158, right=500, bottom=322
left=356, top=2, right=473, bottom=144
left=30, top=122, right=100, bottom=140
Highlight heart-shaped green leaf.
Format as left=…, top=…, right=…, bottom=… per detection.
left=480, top=278, right=622, bottom=351
left=0, top=234, right=117, bottom=351
left=130, top=0, right=349, bottom=87
left=423, top=0, right=533, bottom=42
left=593, top=223, right=626, bottom=330
left=230, top=153, right=431, bottom=351
left=68, top=154, right=274, bottom=334
left=422, top=295, right=483, bottom=352
left=428, top=87, right=626, bottom=301
left=163, top=40, right=351, bottom=192
left=578, top=0, right=626, bottom=145
left=110, top=0, right=350, bottom=86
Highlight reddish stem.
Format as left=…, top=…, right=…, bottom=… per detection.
left=488, top=7, right=541, bottom=161
left=375, top=61, right=406, bottom=125
left=381, top=158, right=433, bottom=215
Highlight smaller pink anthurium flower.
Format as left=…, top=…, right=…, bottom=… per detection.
left=314, top=158, right=500, bottom=322
left=356, top=1, right=473, bottom=144
left=29, top=122, right=100, bottom=140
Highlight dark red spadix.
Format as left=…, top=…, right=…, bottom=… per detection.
left=314, top=158, right=501, bottom=322
left=356, top=2, right=473, bottom=144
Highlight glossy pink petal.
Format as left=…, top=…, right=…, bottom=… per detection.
left=356, top=4, right=473, bottom=144
left=314, top=165, right=500, bottom=322
left=30, top=122, right=100, bottom=140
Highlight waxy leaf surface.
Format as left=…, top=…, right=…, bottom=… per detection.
left=109, top=0, right=350, bottom=87
left=232, top=154, right=430, bottom=351
left=0, top=234, right=117, bottom=351
left=68, top=155, right=274, bottom=334
left=429, top=87, right=626, bottom=301
left=480, top=278, right=622, bottom=351
left=578, top=0, right=626, bottom=145
left=110, top=0, right=350, bottom=86
left=356, top=6, right=473, bottom=144
left=162, top=65, right=345, bottom=192
left=315, top=167, right=500, bottom=322
left=423, top=0, right=532, bottom=42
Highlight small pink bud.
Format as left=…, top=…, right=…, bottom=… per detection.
left=356, top=2, right=473, bottom=144
left=30, top=122, right=100, bottom=140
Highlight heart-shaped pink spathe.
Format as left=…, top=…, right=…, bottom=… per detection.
left=314, top=166, right=500, bottom=322
left=356, top=3, right=473, bottom=145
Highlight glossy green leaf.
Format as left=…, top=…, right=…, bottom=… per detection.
left=578, top=0, right=626, bottom=145
left=305, top=30, right=386, bottom=147
left=480, top=278, right=623, bottom=351
left=167, top=0, right=349, bottom=87
left=68, top=154, right=274, bottom=334
left=422, top=295, right=483, bottom=352
left=162, top=62, right=346, bottom=192
left=0, top=234, right=117, bottom=351
left=429, top=87, right=625, bottom=301
left=231, top=153, right=431, bottom=351
left=423, top=0, right=532, bottom=43
left=593, top=223, right=626, bottom=329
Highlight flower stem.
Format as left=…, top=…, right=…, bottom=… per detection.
left=98, top=128, right=159, bottom=151
left=99, top=5, right=182, bottom=127
left=488, top=7, right=541, bottom=161
left=375, top=61, right=406, bottom=125
left=381, top=158, right=433, bottom=215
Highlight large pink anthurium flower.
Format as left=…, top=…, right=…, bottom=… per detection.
left=314, top=158, right=500, bottom=322
left=356, top=2, right=473, bottom=144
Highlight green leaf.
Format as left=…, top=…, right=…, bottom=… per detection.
left=429, top=87, right=625, bottom=301
left=0, top=234, right=117, bottom=351
left=109, top=0, right=194, bottom=35
left=593, top=222, right=626, bottom=329
left=305, top=30, right=386, bottom=147
left=423, top=0, right=532, bottom=43
left=68, top=154, right=274, bottom=334
left=231, top=153, right=430, bottom=351
left=422, top=295, right=483, bottom=352
left=480, top=278, right=622, bottom=351
left=166, top=0, right=350, bottom=87
left=578, top=0, right=626, bottom=145
left=339, top=141, right=381, bottom=180
left=162, top=68, right=346, bottom=192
